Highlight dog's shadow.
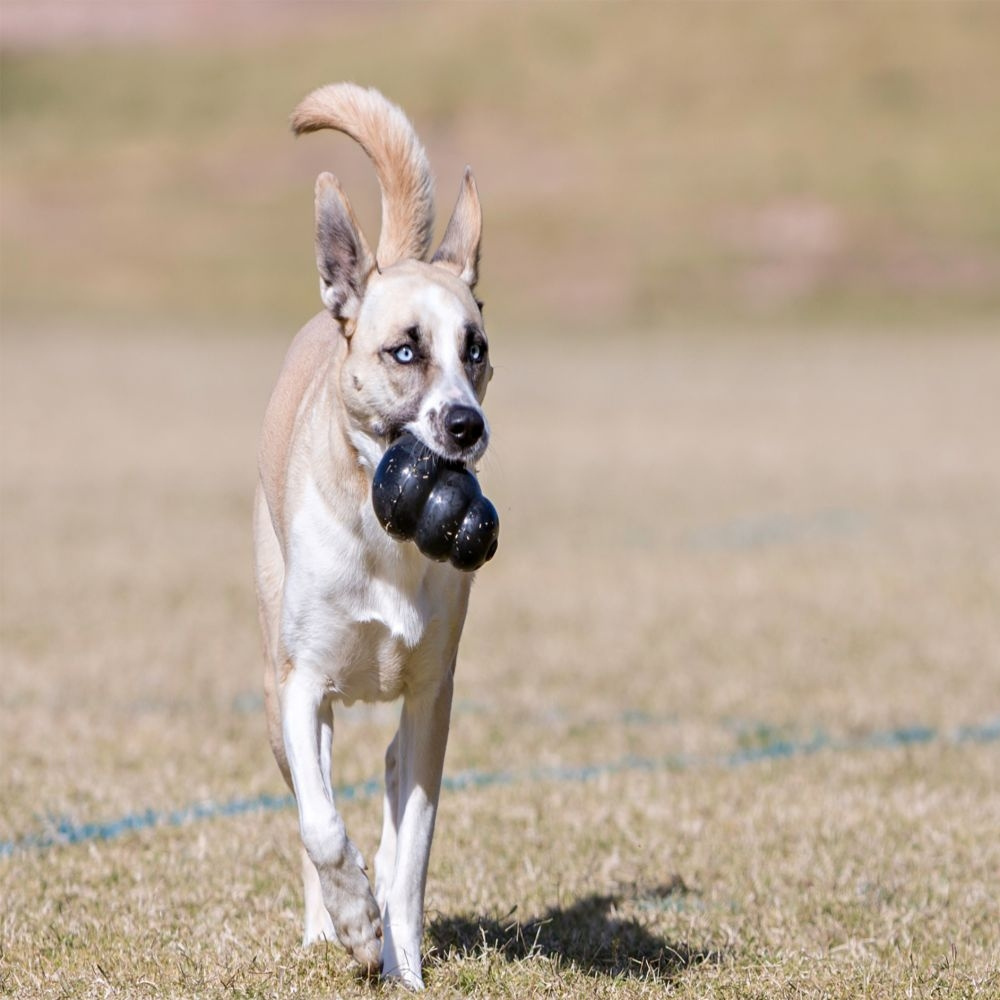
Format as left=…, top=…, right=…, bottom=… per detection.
left=427, top=881, right=721, bottom=981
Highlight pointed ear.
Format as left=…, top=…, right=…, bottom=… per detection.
left=314, top=172, right=374, bottom=323
left=431, top=167, right=482, bottom=288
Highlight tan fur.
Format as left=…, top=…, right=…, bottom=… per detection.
left=256, top=309, right=345, bottom=544
left=291, top=83, right=435, bottom=266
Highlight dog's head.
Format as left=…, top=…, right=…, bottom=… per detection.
left=313, top=170, right=491, bottom=471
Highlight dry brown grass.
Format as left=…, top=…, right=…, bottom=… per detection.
left=2, top=325, right=999, bottom=998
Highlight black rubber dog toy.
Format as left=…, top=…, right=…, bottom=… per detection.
left=372, top=433, right=499, bottom=571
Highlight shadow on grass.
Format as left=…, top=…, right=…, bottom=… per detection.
left=428, top=881, right=721, bottom=981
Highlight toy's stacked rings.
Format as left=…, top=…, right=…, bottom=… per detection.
left=372, top=433, right=499, bottom=571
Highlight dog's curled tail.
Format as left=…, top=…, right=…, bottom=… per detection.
left=291, top=83, right=434, bottom=268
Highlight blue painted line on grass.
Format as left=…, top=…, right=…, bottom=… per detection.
left=2, top=717, right=997, bottom=859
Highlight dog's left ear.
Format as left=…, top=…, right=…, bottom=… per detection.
left=431, top=167, right=482, bottom=289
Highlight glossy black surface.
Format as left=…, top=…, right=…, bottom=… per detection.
left=370, top=433, right=437, bottom=539
left=371, top=433, right=500, bottom=571
left=413, top=466, right=480, bottom=560
left=450, top=495, right=500, bottom=570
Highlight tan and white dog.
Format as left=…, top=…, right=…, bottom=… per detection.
left=253, top=83, right=492, bottom=990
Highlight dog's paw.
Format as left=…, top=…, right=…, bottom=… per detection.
left=383, top=967, right=424, bottom=991
left=317, top=848, right=383, bottom=973
left=381, top=925, right=424, bottom=991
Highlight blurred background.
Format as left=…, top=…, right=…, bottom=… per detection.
left=4, top=0, right=999, bottom=337
left=3, top=4, right=1000, bottom=996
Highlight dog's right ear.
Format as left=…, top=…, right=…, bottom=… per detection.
left=314, top=172, right=374, bottom=325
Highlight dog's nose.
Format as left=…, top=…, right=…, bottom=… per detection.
left=443, top=405, right=485, bottom=448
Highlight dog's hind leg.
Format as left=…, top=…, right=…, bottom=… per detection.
left=380, top=666, right=455, bottom=990
left=301, top=845, right=336, bottom=945
left=280, top=667, right=382, bottom=972
left=374, top=729, right=400, bottom=913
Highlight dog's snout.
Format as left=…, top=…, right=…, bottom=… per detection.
left=443, top=405, right=485, bottom=449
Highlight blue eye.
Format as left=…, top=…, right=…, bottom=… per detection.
left=468, top=342, right=485, bottom=363
left=393, top=344, right=416, bottom=364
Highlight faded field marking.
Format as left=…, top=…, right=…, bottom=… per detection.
left=682, top=508, right=866, bottom=551
left=2, top=718, right=997, bottom=858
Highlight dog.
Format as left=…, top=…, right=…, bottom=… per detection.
left=253, top=83, right=492, bottom=990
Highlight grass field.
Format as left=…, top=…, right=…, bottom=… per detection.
left=3, top=328, right=998, bottom=998
left=2, top=4, right=1000, bottom=999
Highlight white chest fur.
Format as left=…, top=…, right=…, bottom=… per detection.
left=281, top=476, right=466, bottom=703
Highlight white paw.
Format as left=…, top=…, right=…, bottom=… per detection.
left=381, top=925, right=424, bottom=991
left=382, top=962, right=424, bottom=991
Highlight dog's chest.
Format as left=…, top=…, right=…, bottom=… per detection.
left=282, top=478, right=461, bottom=702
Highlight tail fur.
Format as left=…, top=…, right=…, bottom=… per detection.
left=291, top=83, right=434, bottom=267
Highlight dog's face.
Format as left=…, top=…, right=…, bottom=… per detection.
left=342, top=262, right=492, bottom=466
left=312, top=170, right=490, bottom=469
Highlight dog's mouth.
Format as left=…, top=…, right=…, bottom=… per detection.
left=418, top=430, right=488, bottom=470
left=377, top=420, right=487, bottom=470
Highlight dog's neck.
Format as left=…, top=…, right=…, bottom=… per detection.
left=324, top=336, right=390, bottom=484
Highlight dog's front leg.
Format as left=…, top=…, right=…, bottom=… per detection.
left=299, top=699, right=337, bottom=946
left=281, top=667, right=383, bottom=972
left=379, top=668, right=455, bottom=990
